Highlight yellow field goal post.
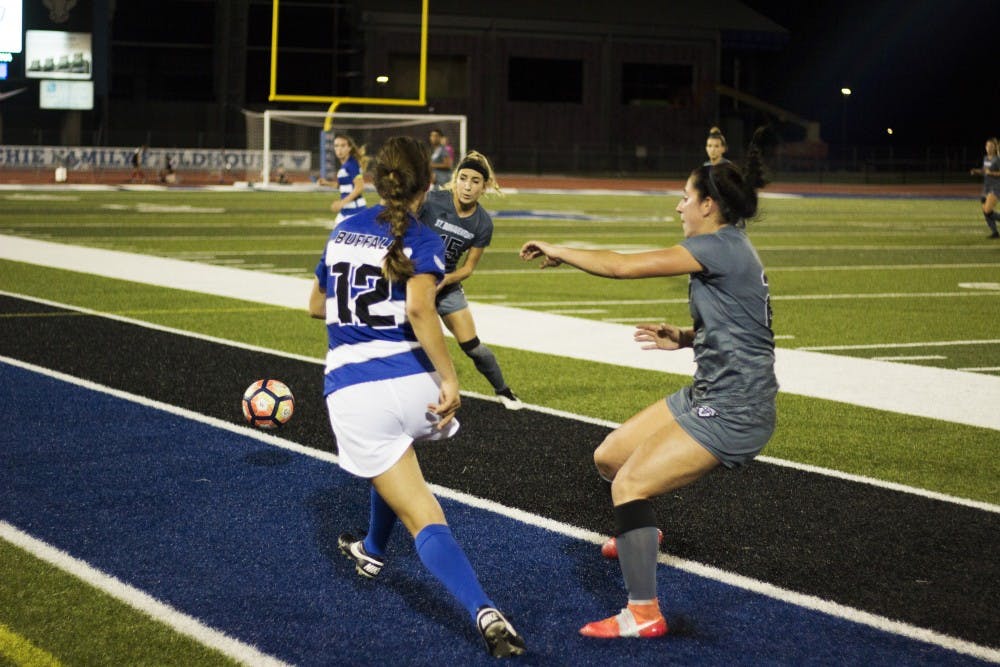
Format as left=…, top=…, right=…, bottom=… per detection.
left=269, top=0, right=427, bottom=121
left=260, top=0, right=466, bottom=185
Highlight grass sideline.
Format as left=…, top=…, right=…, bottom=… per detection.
left=0, top=539, right=239, bottom=666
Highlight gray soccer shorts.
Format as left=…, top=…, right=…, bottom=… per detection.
left=666, top=386, right=776, bottom=469
left=435, top=284, right=469, bottom=316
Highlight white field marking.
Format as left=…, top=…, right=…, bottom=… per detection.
left=766, top=263, right=1000, bottom=272
left=959, top=282, right=1000, bottom=290
left=799, top=339, right=1000, bottom=352
left=503, top=187, right=801, bottom=200
left=472, top=265, right=1000, bottom=276
left=38, top=234, right=334, bottom=242
left=11, top=221, right=252, bottom=228
left=268, top=268, right=313, bottom=275
left=0, top=293, right=323, bottom=364
left=4, top=193, right=80, bottom=201
left=1, top=296, right=991, bottom=515
left=872, top=355, right=947, bottom=361
left=3, top=235, right=1000, bottom=431
left=0, top=184, right=119, bottom=192
left=960, top=367, right=1000, bottom=372
left=466, top=386, right=1000, bottom=514
left=3, top=359, right=997, bottom=665
left=100, top=203, right=226, bottom=214
left=277, top=219, right=335, bottom=227
left=547, top=308, right=608, bottom=315
left=0, top=235, right=315, bottom=310
left=167, top=250, right=319, bottom=257
left=0, top=521, right=293, bottom=667
left=499, top=292, right=1000, bottom=307
left=758, top=245, right=997, bottom=251
left=560, top=241, right=659, bottom=252
left=503, top=187, right=684, bottom=196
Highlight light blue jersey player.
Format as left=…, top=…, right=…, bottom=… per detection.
left=704, top=126, right=731, bottom=167
left=972, top=137, right=1000, bottom=237
left=418, top=151, right=523, bottom=409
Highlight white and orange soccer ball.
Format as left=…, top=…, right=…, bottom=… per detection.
left=241, top=379, right=295, bottom=429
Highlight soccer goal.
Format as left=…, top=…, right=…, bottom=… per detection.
left=243, top=110, right=467, bottom=186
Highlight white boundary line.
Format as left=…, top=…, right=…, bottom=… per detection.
left=0, top=521, right=291, bottom=667
left=459, top=390, right=1000, bottom=514
left=6, top=289, right=997, bottom=514
left=2, top=235, right=1000, bottom=430
left=800, top=339, right=1000, bottom=352
left=2, top=355, right=997, bottom=664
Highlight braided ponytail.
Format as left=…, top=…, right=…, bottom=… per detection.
left=374, top=136, right=432, bottom=282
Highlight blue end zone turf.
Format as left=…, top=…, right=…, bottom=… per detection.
left=0, top=361, right=985, bottom=665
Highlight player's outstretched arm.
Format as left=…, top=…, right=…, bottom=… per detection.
left=520, top=240, right=702, bottom=279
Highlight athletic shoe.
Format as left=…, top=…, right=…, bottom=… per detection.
left=601, top=528, right=664, bottom=559
left=338, top=533, right=384, bottom=579
left=989, top=231, right=999, bottom=239
left=476, top=606, right=527, bottom=657
left=579, top=605, right=668, bottom=639
left=496, top=387, right=524, bottom=410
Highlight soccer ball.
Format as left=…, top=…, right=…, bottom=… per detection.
left=242, top=379, right=295, bottom=429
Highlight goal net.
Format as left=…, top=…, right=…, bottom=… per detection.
left=243, top=110, right=467, bottom=186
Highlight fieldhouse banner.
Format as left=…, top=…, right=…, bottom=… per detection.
left=0, top=145, right=312, bottom=172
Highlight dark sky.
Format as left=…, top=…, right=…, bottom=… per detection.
left=737, top=0, right=1000, bottom=153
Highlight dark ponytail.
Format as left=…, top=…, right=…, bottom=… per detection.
left=373, top=136, right=432, bottom=282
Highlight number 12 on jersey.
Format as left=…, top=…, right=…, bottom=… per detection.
left=328, top=261, right=398, bottom=328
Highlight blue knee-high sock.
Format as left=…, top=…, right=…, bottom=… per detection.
left=362, top=486, right=396, bottom=558
left=415, top=524, right=493, bottom=620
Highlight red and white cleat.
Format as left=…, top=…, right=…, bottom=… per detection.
left=600, top=529, right=664, bottom=559
left=579, top=605, right=668, bottom=639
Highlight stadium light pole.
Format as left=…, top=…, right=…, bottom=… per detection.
left=840, top=87, right=852, bottom=163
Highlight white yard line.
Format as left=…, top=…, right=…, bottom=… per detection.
left=800, top=340, right=1000, bottom=351
left=481, top=292, right=998, bottom=307
left=2, top=234, right=999, bottom=431
left=0, top=518, right=291, bottom=667
left=2, top=357, right=998, bottom=665
left=474, top=263, right=1000, bottom=276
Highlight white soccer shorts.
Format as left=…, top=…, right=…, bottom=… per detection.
left=325, top=372, right=460, bottom=478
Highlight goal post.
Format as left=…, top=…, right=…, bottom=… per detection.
left=244, top=110, right=467, bottom=186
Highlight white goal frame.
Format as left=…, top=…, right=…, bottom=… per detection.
left=254, top=110, right=467, bottom=186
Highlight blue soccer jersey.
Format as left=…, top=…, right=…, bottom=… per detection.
left=337, top=156, right=366, bottom=213
left=314, top=206, right=446, bottom=395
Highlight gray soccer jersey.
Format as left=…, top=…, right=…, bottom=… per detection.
left=680, top=225, right=778, bottom=407
left=419, top=189, right=494, bottom=273
left=983, top=155, right=1000, bottom=196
